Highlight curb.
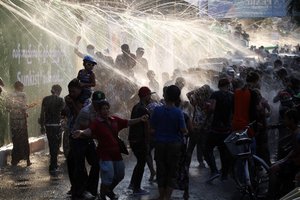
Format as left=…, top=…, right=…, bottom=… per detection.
left=0, top=136, right=46, bottom=167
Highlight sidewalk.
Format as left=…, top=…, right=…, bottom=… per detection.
left=0, top=136, right=46, bottom=167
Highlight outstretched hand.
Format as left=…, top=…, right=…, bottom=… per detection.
left=75, top=36, right=81, bottom=44
left=72, top=130, right=82, bottom=139
left=140, top=114, right=149, bottom=122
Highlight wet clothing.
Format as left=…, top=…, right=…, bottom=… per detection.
left=151, top=105, right=186, bottom=189
left=7, top=91, right=30, bottom=165
left=64, top=100, right=99, bottom=196
left=115, top=53, right=136, bottom=77
left=77, top=69, right=95, bottom=103
left=151, top=105, right=186, bottom=143
left=40, top=94, right=64, bottom=171
left=89, top=116, right=128, bottom=161
left=210, top=90, right=234, bottom=132
left=128, top=101, right=150, bottom=191
left=232, top=88, right=259, bottom=137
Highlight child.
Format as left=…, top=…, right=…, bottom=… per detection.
left=77, top=55, right=96, bottom=104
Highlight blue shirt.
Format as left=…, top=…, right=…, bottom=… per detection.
left=150, top=105, right=186, bottom=143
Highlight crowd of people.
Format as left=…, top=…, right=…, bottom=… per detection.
left=1, top=34, right=300, bottom=200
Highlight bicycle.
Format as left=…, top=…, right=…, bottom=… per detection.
left=224, top=123, right=270, bottom=200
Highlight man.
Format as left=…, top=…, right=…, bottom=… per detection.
left=74, top=36, right=96, bottom=59
left=135, top=47, right=148, bottom=76
left=39, top=84, right=64, bottom=176
left=232, top=72, right=260, bottom=138
left=268, top=109, right=300, bottom=198
left=115, top=44, right=136, bottom=78
left=205, top=78, right=234, bottom=182
left=128, top=87, right=153, bottom=195
left=69, top=91, right=106, bottom=199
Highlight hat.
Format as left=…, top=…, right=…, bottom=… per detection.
left=83, top=55, right=97, bottom=65
left=92, top=91, right=106, bottom=103
left=138, top=87, right=155, bottom=98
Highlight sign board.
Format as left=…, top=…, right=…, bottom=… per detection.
left=207, top=0, right=287, bottom=18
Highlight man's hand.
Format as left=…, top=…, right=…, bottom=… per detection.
left=140, top=114, right=149, bottom=122
left=72, top=130, right=82, bottom=139
left=40, top=127, right=46, bottom=135
left=75, top=36, right=81, bottom=44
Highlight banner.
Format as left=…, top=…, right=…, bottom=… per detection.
left=208, top=0, right=287, bottom=18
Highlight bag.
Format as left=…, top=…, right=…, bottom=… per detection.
left=116, top=137, right=129, bottom=155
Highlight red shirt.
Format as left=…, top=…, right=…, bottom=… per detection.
left=232, top=88, right=254, bottom=137
left=90, top=116, right=128, bottom=161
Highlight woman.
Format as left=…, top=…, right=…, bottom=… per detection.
left=7, top=81, right=31, bottom=166
left=73, top=99, right=148, bottom=200
left=150, top=85, right=188, bottom=200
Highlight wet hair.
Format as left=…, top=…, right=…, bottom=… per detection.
left=285, top=109, right=299, bottom=124
left=86, top=44, right=95, bottom=50
left=67, top=78, right=81, bottom=89
left=121, top=44, right=129, bottom=51
left=14, top=81, right=24, bottom=90
left=165, top=85, right=181, bottom=102
left=51, top=84, right=62, bottom=94
left=218, top=78, right=230, bottom=88
left=246, top=72, right=259, bottom=83
left=274, top=59, right=283, bottom=67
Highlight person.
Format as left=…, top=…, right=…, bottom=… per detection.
left=77, top=55, right=96, bottom=104
left=254, top=89, right=271, bottom=165
left=128, top=87, right=154, bottom=195
left=147, top=70, right=159, bottom=94
left=232, top=72, right=260, bottom=138
left=115, top=44, right=136, bottom=78
left=74, top=36, right=96, bottom=58
left=205, top=78, right=234, bottom=182
left=7, top=81, right=31, bottom=166
left=39, top=84, right=64, bottom=175
left=62, top=78, right=88, bottom=199
left=73, top=99, right=148, bottom=200
left=268, top=109, right=300, bottom=199
left=135, top=47, right=148, bottom=76
left=185, top=85, right=213, bottom=168
left=150, top=85, right=188, bottom=200
left=0, top=77, right=8, bottom=146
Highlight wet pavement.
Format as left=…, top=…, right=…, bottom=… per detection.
left=0, top=148, right=239, bottom=200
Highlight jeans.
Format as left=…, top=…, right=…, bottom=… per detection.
left=100, top=160, right=125, bottom=185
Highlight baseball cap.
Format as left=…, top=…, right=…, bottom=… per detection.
left=92, top=91, right=106, bottom=103
left=138, top=87, right=155, bottom=98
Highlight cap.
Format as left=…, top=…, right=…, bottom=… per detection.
left=83, top=55, right=97, bottom=65
left=138, top=86, right=155, bottom=98
left=92, top=91, right=106, bottom=103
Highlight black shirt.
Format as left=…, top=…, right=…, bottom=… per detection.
left=40, top=95, right=64, bottom=126
left=128, top=101, right=149, bottom=144
left=210, top=90, right=234, bottom=132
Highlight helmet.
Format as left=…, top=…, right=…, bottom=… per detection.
left=83, top=55, right=97, bottom=65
